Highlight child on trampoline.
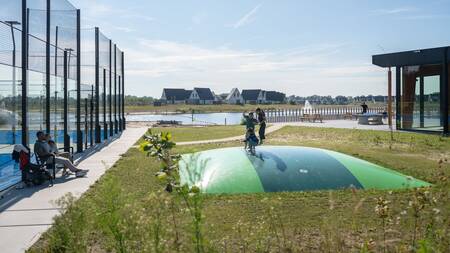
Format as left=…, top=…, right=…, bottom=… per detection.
left=246, top=127, right=259, bottom=155
left=243, top=112, right=259, bottom=154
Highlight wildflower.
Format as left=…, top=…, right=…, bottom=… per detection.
left=375, top=197, right=390, bottom=219
left=432, top=208, right=440, bottom=214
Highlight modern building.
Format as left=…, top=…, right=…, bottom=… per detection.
left=225, top=88, right=243, bottom=104
left=161, top=88, right=191, bottom=104
left=373, top=46, right=449, bottom=135
left=188, top=88, right=215, bottom=105
left=0, top=0, right=126, bottom=191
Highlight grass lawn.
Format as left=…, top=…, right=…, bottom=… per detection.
left=147, top=125, right=245, bottom=142
left=29, top=127, right=450, bottom=253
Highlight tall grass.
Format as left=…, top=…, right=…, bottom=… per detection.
left=28, top=127, right=450, bottom=253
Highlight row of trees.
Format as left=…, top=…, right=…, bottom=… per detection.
left=124, top=95, right=155, bottom=106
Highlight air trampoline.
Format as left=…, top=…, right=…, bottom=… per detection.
left=179, top=146, right=430, bottom=194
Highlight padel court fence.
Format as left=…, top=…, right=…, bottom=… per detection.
left=0, top=0, right=125, bottom=191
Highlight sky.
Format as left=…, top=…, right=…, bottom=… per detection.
left=71, top=0, right=450, bottom=98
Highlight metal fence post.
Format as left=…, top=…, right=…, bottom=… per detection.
left=103, top=68, right=107, bottom=140
left=122, top=51, right=125, bottom=130
left=118, top=76, right=122, bottom=132
left=94, top=27, right=101, bottom=143
left=76, top=9, right=82, bottom=152
left=114, top=44, right=118, bottom=134
left=21, top=0, right=28, bottom=145
left=45, top=0, right=51, bottom=133
left=109, top=40, right=113, bottom=137
left=63, top=51, right=70, bottom=152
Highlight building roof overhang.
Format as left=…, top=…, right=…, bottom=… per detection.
left=372, top=46, right=450, bottom=68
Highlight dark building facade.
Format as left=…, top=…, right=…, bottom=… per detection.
left=373, top=46, right=449, bottom=135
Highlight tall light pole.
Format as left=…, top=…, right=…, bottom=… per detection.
left=63, top=48, right=73, bottom=150
left=65, top=48, right=74, bottom=78
left=5, top=20, right=21, bottom=144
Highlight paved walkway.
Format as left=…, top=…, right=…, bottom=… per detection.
left=276, top=119, right=392, bottom=131
left=0, top=127, right=147, bottom=253
left=176, top=120, right=391, bottom=146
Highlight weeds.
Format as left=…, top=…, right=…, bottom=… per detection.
left=141, top=130, right=206, bottom=253
left=28, top=127, right=450, bottom=253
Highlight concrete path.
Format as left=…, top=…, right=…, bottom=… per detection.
left=274, top=120, right=392, bottom=131
left=0, top=127, right=147, bottom=253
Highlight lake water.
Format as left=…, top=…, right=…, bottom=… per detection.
left=126, top=112, right=243, bottom=125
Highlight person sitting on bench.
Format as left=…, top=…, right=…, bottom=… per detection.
left=45, top=134, right=73, bottom=161
left=34, top=131, right=88, bottom=178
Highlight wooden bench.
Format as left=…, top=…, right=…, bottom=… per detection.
left=156, top=120, right=182, bottom=125
left=301, top=114, right=323, bottom=123
left=344, top=112, right=353, bottom=120
left=357, top=114, right=383, bottom=125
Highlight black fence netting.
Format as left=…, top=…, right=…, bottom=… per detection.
left=80, top=28, right=95, bottom=87
left=0, top=0, right=125, bottom=191
left=51, top=9, right=77, bottom=80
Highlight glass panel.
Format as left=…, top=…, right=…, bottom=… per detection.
left=28, top=70, right=46, bottom=144
left=68, top=79, right=77, bottom=148
left=49, top=71, right=64, bottom=148
left=423, top=76, right=441, bottom=129
left=0, top=65, right=22, bottom=190
left=401, top=64, right=443, bottom=132
left=80, top=84, right=93, bottom=149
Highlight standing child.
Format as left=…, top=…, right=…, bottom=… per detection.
left=242, top=112, right=258, bottom=152
left=246, top=128, right=259, bottom=155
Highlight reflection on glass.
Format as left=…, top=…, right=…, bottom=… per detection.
left=401, top=65, right=443, bottom=132
left=28, top=70, right=46, bottom=144
left=0, top=65, right=22, bottom=190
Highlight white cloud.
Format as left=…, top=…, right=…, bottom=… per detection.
left=371, top=7, right=416, bottom=16
left=123, top=40, right=386, bottom=97
left=231, top=4, right=262, bottom=29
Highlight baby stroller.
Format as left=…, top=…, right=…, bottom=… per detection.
left=12, top=144, right=52, bottom=186
left=244, top=128, right=259, bottom=155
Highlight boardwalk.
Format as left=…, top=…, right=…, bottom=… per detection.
left=0, top=127, right=147, bottom=253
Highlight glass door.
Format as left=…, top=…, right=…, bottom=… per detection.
left=411, top=74, right=442, bottom=131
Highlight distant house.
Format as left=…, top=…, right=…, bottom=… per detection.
left=226, top=88, right=243, bottom=104
left=212, top=92, right=223, bottom=104
left=265, top=91, right=286, bottom=104
left=219, top=93, right=229, bottom=100
left=241, top=89, right=265, bottom=104
left=188, top=88, right=215, bottom=105
left=161, top=88, right=191, bottom=104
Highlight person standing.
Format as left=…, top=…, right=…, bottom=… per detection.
left=361, top=102, right=368, bottom=114
left=256, top=108, right=266, bottom=144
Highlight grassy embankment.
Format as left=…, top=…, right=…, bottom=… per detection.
left=30, top=126, right=449, bottom=252
left=126, top=103, right=387, bottom=114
